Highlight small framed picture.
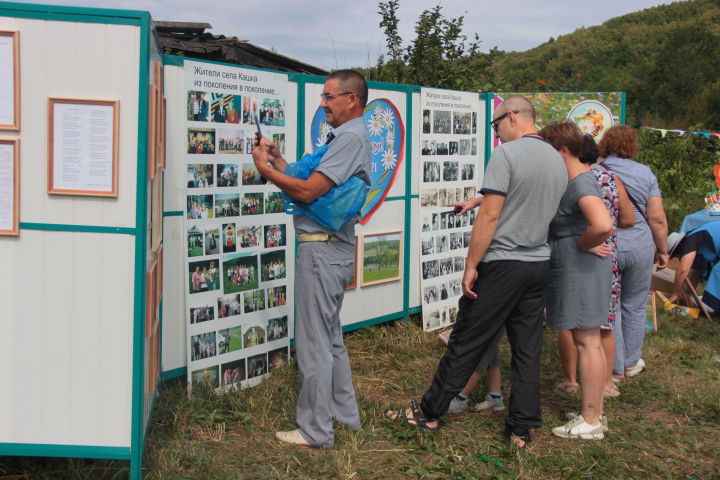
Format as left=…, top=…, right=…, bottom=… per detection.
left=361, top=230, right=402, bottom=287
left=0, top=31, right=20, bottom=131
left=0, top=138, right=20, bottom=235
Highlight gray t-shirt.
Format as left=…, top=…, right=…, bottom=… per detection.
left=600, top=155, right=661, bottom=252
left=293, top=116, right=371, bottom=244
left=480, top=136, right=568, bottom=262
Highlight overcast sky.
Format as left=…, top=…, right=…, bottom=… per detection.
left=12, top=0, right=683, bottom=69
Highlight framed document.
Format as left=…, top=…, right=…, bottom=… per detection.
left=0, top=138, right=19, bottom=235
left=0, top=31, right=20, bottom=131
left=48, top=98, right=119, bottom=196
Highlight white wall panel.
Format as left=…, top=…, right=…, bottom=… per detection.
left=161, top=214, right=187, bottom=372
left=163, top=64, right=184, bottom=213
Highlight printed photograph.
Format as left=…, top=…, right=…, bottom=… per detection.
left=424, top=309, right=440, bottom=330
left=186, top=91, right=209, bottom=122
left=471, top=137, right=477, bottom=155
left=242, top=192, right=264, bottom=215
left=186, top=194, right=214, bottom=220
left=268, top=347, right=289, bottom=371
left=210, top=93, right=241, bottom=124
left=191, top=365, right=219, bottom=389
left=187, top=226, right=204, bottom=257
left=217, top=128, right=244, bottom=153
left=464, top=230, right=472, bottom=248
left=440, top=258, right=453, bottom=276
left=423, top=161, right=440, bottom=182
left=267, top=315, right=288, bottom=341
left=433, top=110, right=451, bottom=134
left=439, top=283, right=449, bottom=300
left=247, top=353, right=267, bottom=379
left=448, top=141, right=457, bottom=155
left=259, top=98, right=285, bottom=126
left=422, top=109, right=431, bottom=133
left=264, top=224, right=286, bottom=248
left=454, top=256, right=465, bottom=272
left=215, top=193, right=240, bottom=218
left=458, top=138, right=471, bottom=156
left=223, top=253, right=258, bottom=294
left=421, top=237, right=435, bottom=256
left=267, top=285, right=287, bottom=309
left=242, top=163, right=264, bottom=186
left=217, top=293, right=242, bottom=318
left=464, top=186, right=476, bottom=202
left=241, top=96, right=257, bottom=124
left=436, top=234, right=449, bottom=253
left=423, top=285, right=439, bottom=304
left=272, top=133, right=286, bottom=155
left=187, top=128, right=215, bottom=154
left=421, top=213, right=432, bottom=232
left=189, top=305, right=214, bottom=324
left=461, top=163, right=475, bottom=181
left=221, top=358, right=246, bottom=387
left=217, top=326, right=243, bottom=354
left=443, top=161, right=459, bottom=181
left=438, top=189, right=448, bottom=207
left=243, top=325, right=266, bottom=348
left=361, top=231, right=402, bottom=286
left=186, top=164, right=213, bottom=188
left=420, top=189, right=438, bottom=207
left=244, top=289, right=266, bottom=313
left=188, top=259, right=220, bottom=294
left=453, top=111, right=471, bottom=135
left=204, top=226, right=220, bottom=255
left=422, top=259, right=439, bottom=280
left=216, top=163, right=239, bottom=187
left=265, top=192, right=285, bottom=214
left=472, top=111, right=477, bottom=134
left=222, top=223, right=237, bottom=253
left=237, top=225, right=261, bottom=249
left=435, top=141, right=449, bottom=155
left=190, top=331, right=216, bottom=361
left=421, top=140, right=434, bottom=156
left=449, top=278, right=462, bottom=296
left=261, top=249, right=286, bottom=282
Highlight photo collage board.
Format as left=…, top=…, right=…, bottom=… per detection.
left=418, top=87, right=482, bottom=331
left=183, top=60, right=292, bottom=390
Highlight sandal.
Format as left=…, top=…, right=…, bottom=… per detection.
left=555, top=380, right=579, bottom=394
left=385, top=400, right=440, bottom=433
left=603, top=383, right=620, bottom=398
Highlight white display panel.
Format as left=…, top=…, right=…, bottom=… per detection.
left=183, top=60, right=293, bottom=390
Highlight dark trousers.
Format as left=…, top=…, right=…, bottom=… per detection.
left=419, top=260, right=548, bottom=436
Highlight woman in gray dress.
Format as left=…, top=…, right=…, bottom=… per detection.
left=540, top=121, right=613, bottom=440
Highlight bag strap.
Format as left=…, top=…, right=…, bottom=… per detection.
left=598, top=162, right=649, bottom=224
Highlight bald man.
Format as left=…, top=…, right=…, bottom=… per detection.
left=388, top=96, right=567, bottom=447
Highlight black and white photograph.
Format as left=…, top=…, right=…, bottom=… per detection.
left=464, top=186, right=476, bottom=202
left=458, top=139, right=471, bottom=155
left=187, top=164, right=213, bottom=188
left=448, top=306, right=458, bottom=325
left=453, top=111, right=471, bottom=134
left=436, top=234, right=449, bottom=253
left=422, top=109, right=431, bottom=133
left=442, top=161, right=459, bottom=181
left=461, top=163, right=474, bottom=181
left=217, top=293, right=242, bottom=318
left=423, top=161, right=440, bottom=182
left=214, top=193, right=240, bottom=218
left=243, top=288, right=266, bottom=313
left=421, top=140, right=432, bottom=156
left=420, top=189, right=438, bottom=207
left=190, top=331, right=216, bottom=361
left=449, top=279, right=462, bottom=297
left=440, top=283, right=449, bottom=300
left=437, top=189, right=447, bottom=208
left=268, top=347, right=289, bottom=371
left=454, top=256, right=465, bottom=272
left=433, top=110, right=451, bottom=134
left=421, top=213, right=432, bottom=232
left=221, top=358, right=246, bottom=387
left=423, top=285, right=439, bottom=304
left=440, top=258, right=453, bottom=276
left=471, top=137, right=477, bottom=155
left=244, top=326, right=266, bottom=348
left=450, top=232, right=463, bottom=250
left=216, top=163, right=239, bottom=187
left=261, top=249, right=286, bottom=282
left=431, top=213, right=439, bottom=231
left=422, top=259, right=439, bottom=280
left=421, top=237, right=435, bottom=255
left=205, top=226, right=220, bottom=255
left=435, top=141, right=449, bottom=155
left=267, top=315, right=288, bottom=341
left=190, top=305, right=214, bottom=324
left=424, top=309, right=440, bottom=330
left=472, top=111, right=477, bottom=134
left=267, top=285, right=287, bottom=309
left=463, top=230, right=472, bottom=248
left=449, top=141, right=458, bottom=155
left=247, top=353, right=268, bottom=379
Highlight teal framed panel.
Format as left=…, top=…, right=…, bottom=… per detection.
left=342, top=310, right=408, bottom=334
left=0, top=443, right=131, bottom=460
left=161, top=366, right=186, bottom=381
left=19, top=222, right=137, bottom=235
left=482, top=92, right=494, bottom=169
left=0, top=1, right=146, bottom=25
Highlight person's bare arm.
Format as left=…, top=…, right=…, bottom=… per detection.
left=615, top=177, right=636, bottom=228
left=577, top=195, right=612, bottom=252
left=647, top=196, right=669, bottom=268
left=448, top=195, right=484, bottom=215
left=461, top=193, right=505, bottom=298
left=669, top=252, right=695, bottom=304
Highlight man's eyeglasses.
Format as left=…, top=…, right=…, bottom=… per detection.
left=491, top=110, right=520, bottom=132
left=320, top=91, right=353, bottom=102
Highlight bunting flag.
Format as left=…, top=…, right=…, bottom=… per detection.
left=643, top=126, right=720, bottom=140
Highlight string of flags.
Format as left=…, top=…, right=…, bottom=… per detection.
left=642, top=126, right=720, bottom=140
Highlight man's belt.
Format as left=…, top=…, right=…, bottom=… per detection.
left=297, top=233, right=342, bottom=242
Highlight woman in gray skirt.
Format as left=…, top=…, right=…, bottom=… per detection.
left=540, top=121, right=613, bottom=440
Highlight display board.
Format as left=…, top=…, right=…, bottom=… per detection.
left=183, top=60, right=292, bottom=390
left=418, top=88, right=483, bottom=331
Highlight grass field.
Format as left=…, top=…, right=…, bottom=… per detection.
left=2, top=309, right=719, bottom=479
left=363, top=267, right=399, bottom=283
left=188, top=245, right=204, bottom=257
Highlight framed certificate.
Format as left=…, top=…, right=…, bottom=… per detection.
left=0, top=31, right=20, bottom=131
left=48, top=98, right=119, bottom=196
left=0, top=138, right=20, bottom=235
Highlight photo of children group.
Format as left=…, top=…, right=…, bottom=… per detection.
left=184, top=65, right=292, bottom=392
left=418, top=87, right=482, bottom=331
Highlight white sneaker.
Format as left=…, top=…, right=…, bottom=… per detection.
left=275, top=429, right=313, bottom=446
left=552, top=415, right=605, bottom=440
left=448, top=396, right=469, bottom=414
left=565, top=412, right=608, bottom=432
left=625, top=358, right=646, bottom=378
left=474, top=394, right=505, bottom=411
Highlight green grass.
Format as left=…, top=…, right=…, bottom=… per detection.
left=2, top=309, right=719, bottom=479
left=188, top=245, right=204, bottom=257
left=363, top=267, right=400, bottom=283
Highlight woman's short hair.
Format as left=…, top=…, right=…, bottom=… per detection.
left=579, top=134, right=600, bottom=165
left=538, top=121, right=584, bottom=157
left=598, top=125, right=638, bottom=159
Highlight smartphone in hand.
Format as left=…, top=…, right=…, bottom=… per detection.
left=253, top=112, right=267, bottom=184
